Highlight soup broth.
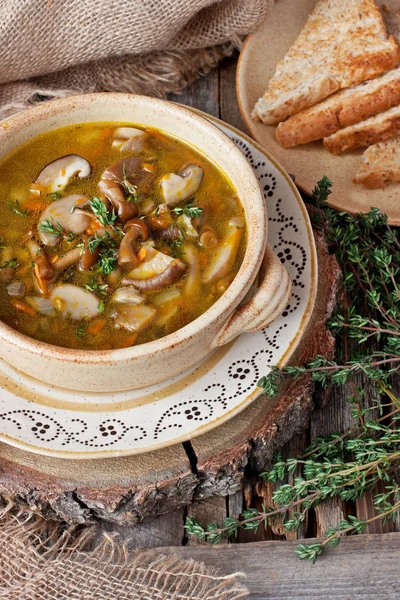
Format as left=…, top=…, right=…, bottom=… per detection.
left=0, top=122, right=246, bottom=350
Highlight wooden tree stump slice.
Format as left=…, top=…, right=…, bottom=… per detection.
left=0, top=220, right=340, bottom=525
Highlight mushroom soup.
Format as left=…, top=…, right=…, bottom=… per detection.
left=0, top=123, right=247, bottom=349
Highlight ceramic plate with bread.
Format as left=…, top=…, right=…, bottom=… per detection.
left=237, top=0, right=400, bottom=223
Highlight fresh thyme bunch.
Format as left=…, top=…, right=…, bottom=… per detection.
left=185, top=178, right=400, bottom=562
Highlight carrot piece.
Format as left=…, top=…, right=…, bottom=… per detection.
left=137, top=247, right=147, bottom=263
left=142, top=162, right=156, bottom=172
left=101, top=127, right=113, bottom=140
left=198, top=252, right=208, bottom=267
left=29, top=182, right=46, bottom=195
left=49, top=255, right=60, bottom=264
left=24, top=198, right=49, bottom=211
left=87, top=319, right=106, bottom=336
left=115, top=333, right=137, bottom=348
left=100, top=343, right=113, bottom=350
left=11, top=299, right=37, bottom=317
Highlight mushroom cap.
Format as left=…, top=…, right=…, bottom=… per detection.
left=50, top=284, right=99, bottom=320
left=161, top=164, right=203, bottom=206
left=112, top=127, right=148, bottom=153
left=112, top=287, right=145, bottom=304
left=113, top=304, right=156, bottom=332
left=202, top=222, right=243, bottom=284
left=127, top=248, right=174, bottom=280
left=36, top=155, right=91, bottom=193
left=25, top=296, right=55, bottom=315
left=38, top=194, right=90, bottom=246
left=101, top=156, right=142, bottom=182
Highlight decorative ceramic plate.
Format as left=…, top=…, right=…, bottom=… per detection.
left=236, top=0, right=400, bottom=225
left=0, top=113, right=317, bottom=459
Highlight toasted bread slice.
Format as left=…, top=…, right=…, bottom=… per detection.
left=252, top=0, right=399, bottom=125
left=324, top=104, right=400, bottom=154
left=354, top=135, right=400, bottom=187
left=275, top=67, right=400, bottom=148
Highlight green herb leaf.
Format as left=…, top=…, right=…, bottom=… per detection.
left=88, top=196, right=117, bottom=227
left=8, top=200, right=31, bottom=217
left=38, top=218, right=63, bottom=236
left=84, top=276, right=108, bottom=296
left=0, top=258, right=19, bottom=269
left=172, top=202, right=203, bottom=218
left=98, top=247, right=117, bottom=276
left=76, top=326, right=86, bottom=340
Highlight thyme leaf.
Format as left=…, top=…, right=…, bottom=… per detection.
left=172, top=202, right=203, bottom=218
left=38, top=218, right=63, bottom=237
left=88, top=196, right=117, bottom=227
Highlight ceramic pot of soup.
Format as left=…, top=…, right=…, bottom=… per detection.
left=0, top=94, right=291, bottom=392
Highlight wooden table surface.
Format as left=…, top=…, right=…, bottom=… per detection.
left=95, top=54, right=400, bottom=598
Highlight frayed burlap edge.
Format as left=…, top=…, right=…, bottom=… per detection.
left=0, top=42, right=238, bottom=121
left=0, top=503, right=249, bottom=600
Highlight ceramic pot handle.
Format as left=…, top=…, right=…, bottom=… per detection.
left=211, top=245, right=292, bottom=348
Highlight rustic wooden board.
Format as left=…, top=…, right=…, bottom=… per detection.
left=0, top=219, right=339, bottom=525
left=0, top=443, right=195, bottom=524
left=161, top=533, right=400, bottom=600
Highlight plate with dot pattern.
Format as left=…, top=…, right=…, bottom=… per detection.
left=0, top=113, right=317, bottom=459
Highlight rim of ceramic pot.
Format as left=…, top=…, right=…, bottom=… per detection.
left=0, top=93, right=267, bottom=364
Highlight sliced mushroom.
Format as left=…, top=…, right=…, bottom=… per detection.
left=98, top=179, right=138, bottom=223
left=27, top=239, right=41, bottom=258
left=52, top=247, right=82, bottom=272
left=202, top=223, right=243, bottom=284
left=7, top=281, right=25, bottom=297
left=123, top=259, right=187, bottom=291
left=25, top=296, right=54, bottom=315
left=118, top=219, right=150, bottom=269
left=112, top=127, right=148, bottom=152
left=36, top=155, right=91, bottom=193
left=177, top=214, right=198, bottom=239
left=33, top=254, right=55, bottom=296
left=126, top=248, right=173, bottom=280
left=38, top=194, right=90, bottom=246
left=124, top=218, right=149, bottom=240
left=154, top=225, right=182, bottom=242
left=50, top=284, right=99, bottom=320
left=182, top=244, right=201, bottom=298
left=192, top=200, right=207, bottom=229
left=161, top=164, right=203, bottom=206
left=118, top=228, right=140, bottom=269
left=199, top=227, right=218, bottom=249
left=80, top=235, right=100, bottom=270
left=112, top=287, right=145, bottom=304
left=102, top=155, right=142, bottom=182
left=113, top=304, right=156, bottom=332
left=148, top=204, right=174, bottom=230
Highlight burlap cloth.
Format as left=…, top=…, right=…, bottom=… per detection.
left=0, top=2, right=276, bottom=596
left=0, top=507, right=249, bottom=599
left=0, top=0, right=273, bottom=119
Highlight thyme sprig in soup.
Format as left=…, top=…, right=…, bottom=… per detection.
left=0, top=123, right=246, bottom=350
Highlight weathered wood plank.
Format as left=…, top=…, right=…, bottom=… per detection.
left=186, top=496, right=228, bottom=545
left=169, top=68, right=219, bottom=117
left=219, top=55, right=246, bottom=132
left=162, top=533, right=400, bottom=600
left=100, top=509, right=185, bottom=549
